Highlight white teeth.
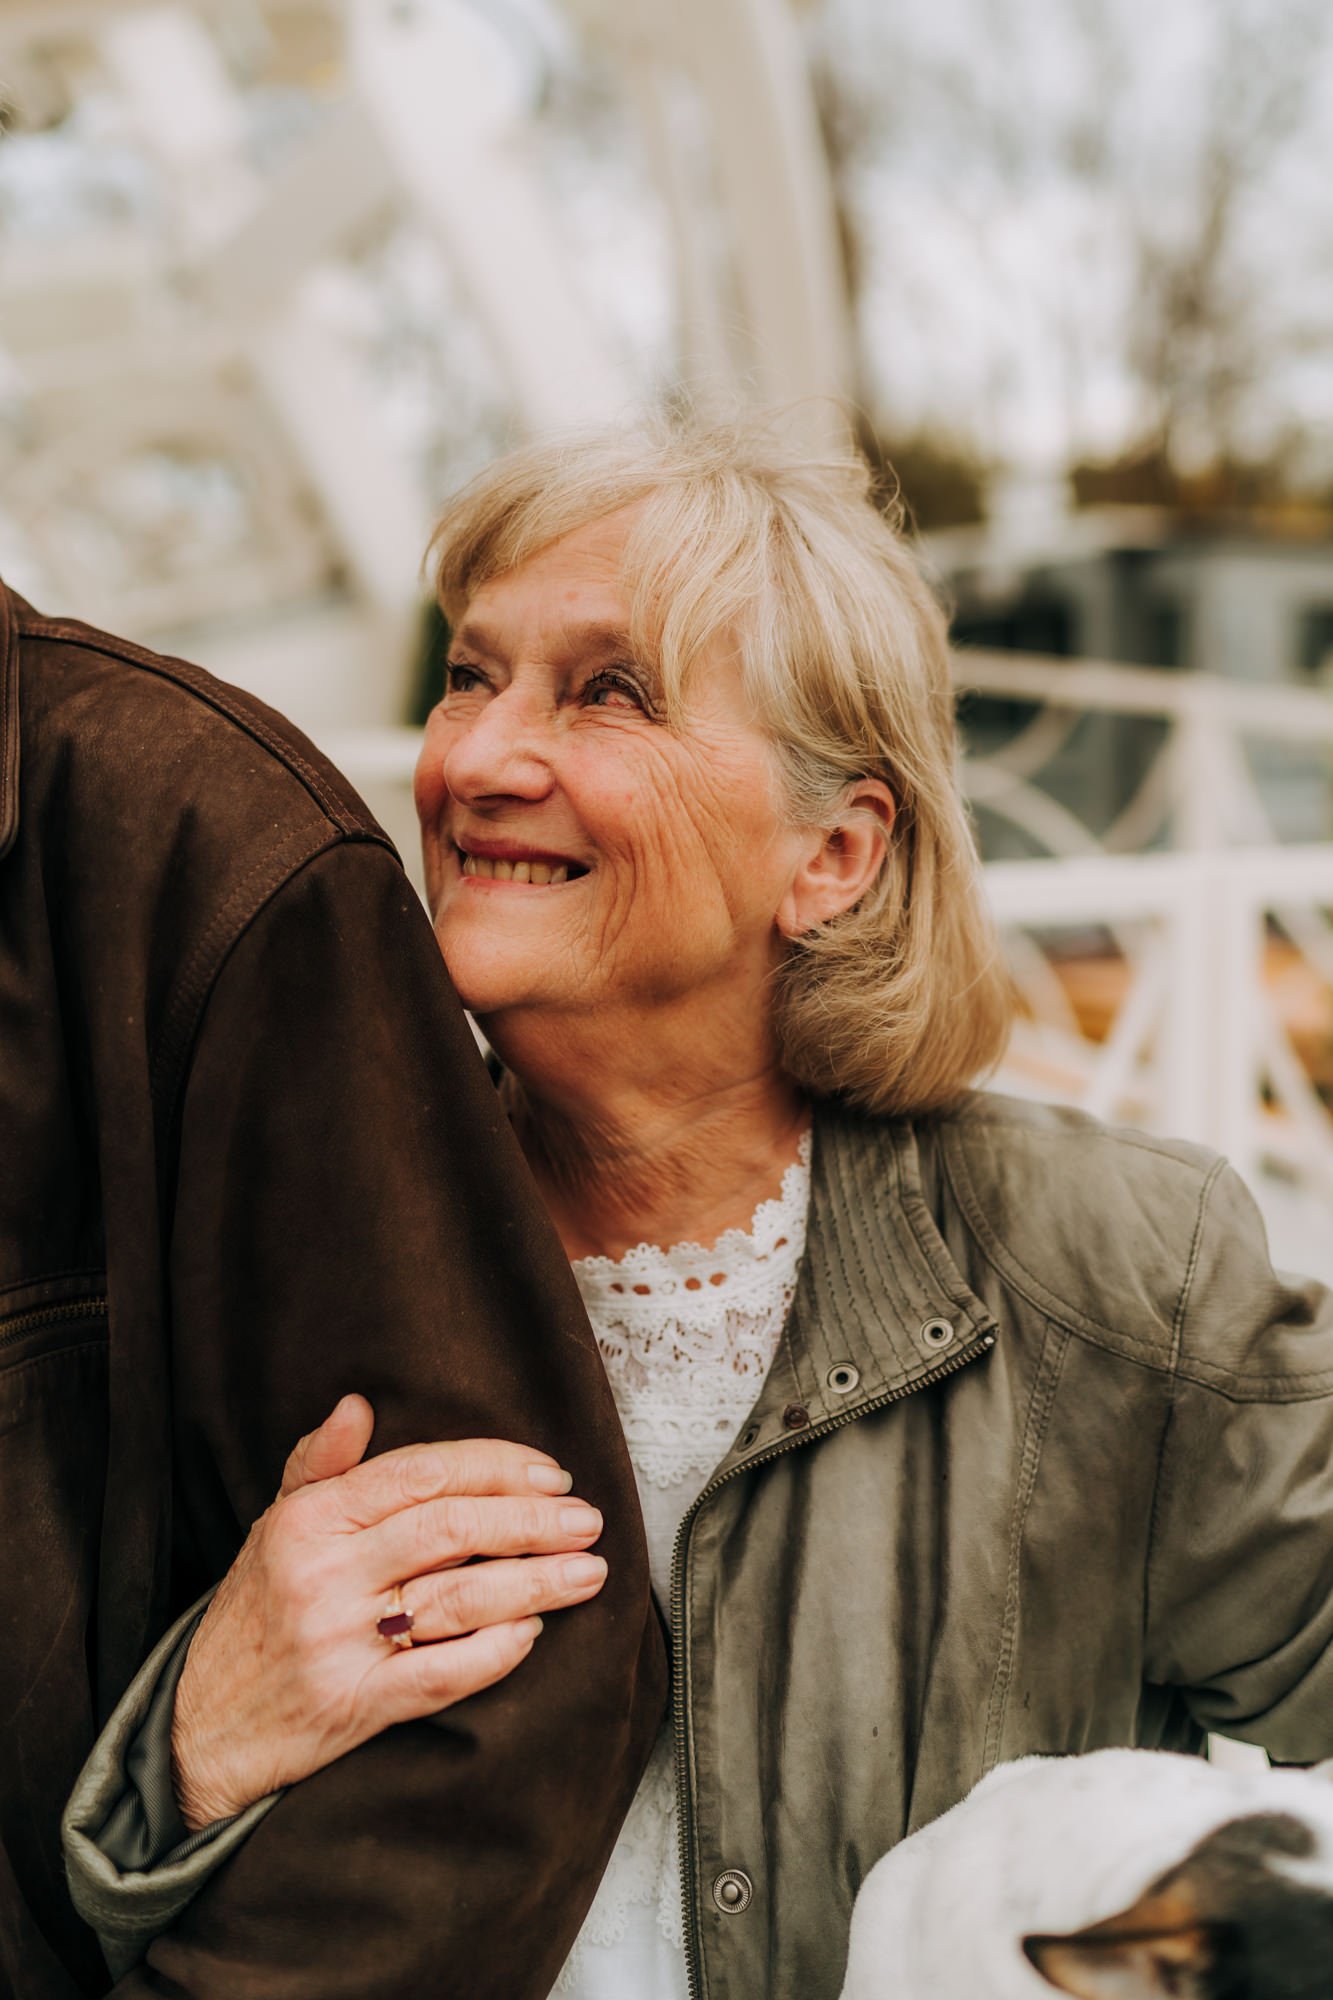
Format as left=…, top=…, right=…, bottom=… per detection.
left=459, top=852, right=575, bottom=884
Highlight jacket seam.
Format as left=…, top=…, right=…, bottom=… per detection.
left=149, top=823, right=345, bottom=1110
left=983, top=1318, right=1070, bottom=1769
left=936, top=1125, right=1333, bottom=1393
left=1169, top=1158, right=1225, bottom=1368
left=942, top=1100, right=1212, bottom=1171
left=1165, top=1365, right=1333, bottom=1402
left=0, top=1268, right=107, bottom=1304
left=18, top=617, right=383, bottom=837
left=939, top=1128, right=1178, bottom=1364
left=1142, top=1162, right=1218, bottom=1652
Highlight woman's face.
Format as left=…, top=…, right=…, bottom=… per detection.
left=414, top=511, right=811, bottom=1037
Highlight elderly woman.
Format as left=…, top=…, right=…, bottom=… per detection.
left=69, top=416, right=1333, bottom=1999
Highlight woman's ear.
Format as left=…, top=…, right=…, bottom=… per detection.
left=775, top=779, right=895, bottom=940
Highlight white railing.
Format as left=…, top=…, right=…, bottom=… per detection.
left=957, top=652, right=1333, bottom=1248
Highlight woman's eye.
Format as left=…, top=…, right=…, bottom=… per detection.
left=445, top=660, right=484, bottom=694
left=583, top=671, right=646, bottom=711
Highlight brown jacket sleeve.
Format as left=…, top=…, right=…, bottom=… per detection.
left=114, top=839, right=666, bottom=1999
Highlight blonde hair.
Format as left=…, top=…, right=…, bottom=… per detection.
left=428, top=411, right=1012, bottom=1117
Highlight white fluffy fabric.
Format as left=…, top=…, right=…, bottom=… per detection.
left=839, top=1750, right=1333, bottom=2000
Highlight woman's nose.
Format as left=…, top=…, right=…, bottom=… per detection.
left=442, top=688, right=555, bottom=804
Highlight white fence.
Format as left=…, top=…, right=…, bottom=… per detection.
left=957, top=652, right=1333, bottom=1266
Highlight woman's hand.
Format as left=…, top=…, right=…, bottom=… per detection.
left=171, top=1395, right=607, bottom=1830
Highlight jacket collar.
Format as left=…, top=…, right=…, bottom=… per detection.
left=0, top=579, right=18, bottom=860
left=713, top=1097, right=997, bottom=1472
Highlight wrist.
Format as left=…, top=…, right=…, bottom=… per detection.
left=170, top=1683, right=240, bottom=1832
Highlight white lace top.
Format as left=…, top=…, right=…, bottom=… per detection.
left=552, top=1132, right=813, bottom=1999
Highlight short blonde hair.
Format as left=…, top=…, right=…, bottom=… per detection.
left=428, top=412, right=1012, bottom=1117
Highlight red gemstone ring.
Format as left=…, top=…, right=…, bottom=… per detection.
left=376, top=1585, right=415, bottom=1649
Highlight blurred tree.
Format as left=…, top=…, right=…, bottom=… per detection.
left=856, top=420, right=987, bottom=531
left=808, top=0, right=1333, bottom=492
left=1071, top=444, right=1333, bottom=527
left=408, top=600, right=451, bottom=727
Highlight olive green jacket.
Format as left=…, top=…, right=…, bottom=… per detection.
left=67, top=1092, right=1333, bottom=1999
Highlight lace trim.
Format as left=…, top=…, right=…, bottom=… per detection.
left=573, top=1130, right=812, bottom=1489
left=573, top=1130, right=812, bottom=1327
left=551, top=1732, right=682, bottom=1992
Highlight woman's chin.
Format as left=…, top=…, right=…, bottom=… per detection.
left=440, top=940, right=557, bottom=1021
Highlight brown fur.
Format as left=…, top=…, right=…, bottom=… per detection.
left=1025, top=1815, right=1333, bottom=1999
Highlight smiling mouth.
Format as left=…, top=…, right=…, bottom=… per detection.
left=456, top=848, right=589, bottom=886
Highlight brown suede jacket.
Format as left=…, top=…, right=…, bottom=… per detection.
left=0, top=579, right=667, bottom=1999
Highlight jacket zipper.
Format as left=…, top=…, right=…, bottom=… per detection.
left=669, top=1326, right=997, bottom=2000
left=0, top=1296, right=108, bottom=1351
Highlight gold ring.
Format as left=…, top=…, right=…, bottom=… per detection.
left=376, top=1584, right=415, bottom=1649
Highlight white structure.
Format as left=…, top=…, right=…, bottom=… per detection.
left=0, top=0, right=852, bottom=731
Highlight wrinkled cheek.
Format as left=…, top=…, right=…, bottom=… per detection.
left=594, top=853, right=736, bottom=998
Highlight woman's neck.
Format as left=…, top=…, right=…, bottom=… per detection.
left=492, top=1023, right=810, bottom=1262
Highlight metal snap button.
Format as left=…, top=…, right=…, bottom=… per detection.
left=826, top=1362, right=860, bottom=1394
left=713, top=1868, right=753, bottom=1913
left=782, top=1403, right=810, bottom=1430
left=921, top=1316, right=955, bottom=1349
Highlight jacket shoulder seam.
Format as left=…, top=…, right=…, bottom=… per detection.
left=19, top=617, right=383, bottom=838
left=942, top=1128, right=1333, bottom=1398
left=938, top=1123, right=1178, bottom=1367
left=150, top=825, right=349, bottom=1117
left=1169, top=1157, right=1226, bottom=1369
left=945, top=1098, right=1211, bottom=1173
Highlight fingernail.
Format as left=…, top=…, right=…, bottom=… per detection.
left=519, top=1617, right=544, bottom=1641
left=561, top=1555, right=607, bottom=1589
left=527, top=1463, right=574, bottom=1495
left=560, top=1503, right=603, bottom=1536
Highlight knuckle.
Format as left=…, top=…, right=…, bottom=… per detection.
left=409, top=1497, right=458, bottom=1565
left=447, top=1497, right=483, bottom=1555
left=447, top=1567, right=495, bottom=1631
left=523, top=1563, right=549, bottom=1613
left=392, top=1447, right=446, bottom=1507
